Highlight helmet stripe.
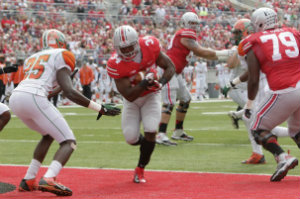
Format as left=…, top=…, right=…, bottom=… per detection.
left=121, top=27, right=126, bottom=42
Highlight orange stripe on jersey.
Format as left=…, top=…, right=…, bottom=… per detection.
left=238, top=42, right=246, bottom=56
left=62, top=50, right=76, bottom=72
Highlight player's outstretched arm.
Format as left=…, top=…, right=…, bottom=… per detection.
left=181, top=38, right=218, bottom=60
left=226, top=51, right=240, bottom=69
left=181, top=38, right=236, bottom=61
left=57, top=68, right=120, bottom=119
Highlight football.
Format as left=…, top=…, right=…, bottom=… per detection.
left=133, top=70, right=147, bottom=83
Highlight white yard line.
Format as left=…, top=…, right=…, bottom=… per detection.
left=0, top=139, right=296, bottom=148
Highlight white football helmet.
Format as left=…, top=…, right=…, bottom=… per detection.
left=251, top=7, right=278, bottom=33
left=41, top=29, right=67, bottom=49
left=181, top=12, right=200, bottom=32
left=113, top=25, right=140, bottom=61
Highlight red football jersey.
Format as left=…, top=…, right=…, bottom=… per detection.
left=238, top=27, right=300, bottom=91
left=167, top=28, right=197, bottom=74
left=107, top=36, right=161, bottom=96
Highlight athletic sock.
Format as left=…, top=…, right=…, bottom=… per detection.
left=24, top=159, right=41, bottom=180
left=158, top=123, right=167, bottom=133
left=138, top=139, right=156, bottom=168
left=264, top=138, right=284, bottom=156
left=175, top=120, right=183, bottom=129
left=44, top=160, right=62, bottom=178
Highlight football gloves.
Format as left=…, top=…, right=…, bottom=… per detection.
left=243, top=100, right=253, bottom=120
left=97, top=103, right=121, bottom=120
left=147, top=80, right=162, bottom=92
left=244, top=108, right=252, bottom=119
left=1, top=64, right=18, bottom=74
left=70, top=68, right=78, bottom=80
left=222, top=80, right=237, bottom=96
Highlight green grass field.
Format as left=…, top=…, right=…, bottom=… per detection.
left=1, top=100, right=299, bottom=177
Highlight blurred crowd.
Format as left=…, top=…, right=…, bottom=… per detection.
left=0, top=0, right=299, bottom=104
left=0, top=0, right=245, bottom=66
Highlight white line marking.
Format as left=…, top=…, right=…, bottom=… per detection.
left=0, top=139, right=297, bottom=148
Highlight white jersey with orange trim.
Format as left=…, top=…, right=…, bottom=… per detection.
left=14, top=48, right=75, bottom=97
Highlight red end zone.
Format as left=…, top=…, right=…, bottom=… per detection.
left=0, top=165, right=299, bottom=199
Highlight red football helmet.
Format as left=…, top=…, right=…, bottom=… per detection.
left=41, top=29, right=67, bottom=49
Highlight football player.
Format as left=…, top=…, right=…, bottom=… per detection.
left=9, top=29, right=121, bottom=196
left=0, top=64, right=18, bottom=131
left=157, top=12, right=234, bottom=146
left=241, top=7, right=300, bottom=181
left=225, top=18, right=290, bottom=164
left=107, top=25, right=175, bottom=183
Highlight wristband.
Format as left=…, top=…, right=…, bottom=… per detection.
left=232, top=77, right=241, bottom=86
left=88, top=100, right=102, bottom=112
left=158, top=77, right=168, bottom=86
left=245, top=100, right=253, bottom=109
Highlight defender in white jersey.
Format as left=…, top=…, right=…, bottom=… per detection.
left=9, top=29, right=120, bottom=196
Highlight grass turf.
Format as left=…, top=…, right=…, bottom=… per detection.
left=0, top=100, right=299, bottom=176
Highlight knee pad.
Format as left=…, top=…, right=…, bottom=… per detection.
left=162, top=104, right=174, bottom=115
left=292, top=132, right=300, bottom=149
left=252, top=129, right=277, bottom=146
left=176, top=101, right=190, bottom=113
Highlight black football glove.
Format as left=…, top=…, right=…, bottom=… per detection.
left=244, top=109, right=252, bottom=119
left=3, top=64, right=18, bottom=73
left=70, top=68, right=79, bottom=80
left=97, top=103, right=121, bottom=120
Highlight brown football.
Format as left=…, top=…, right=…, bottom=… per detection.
left=133, top=71, right=147, bottom=83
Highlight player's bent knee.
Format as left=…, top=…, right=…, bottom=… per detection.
left=252, top=129, right=276, bottom=146
left=162, top=104, right=174, bottom=115
left=176, top=101, right=190, bottom=113
left=125, top=134, right=141, bottom=145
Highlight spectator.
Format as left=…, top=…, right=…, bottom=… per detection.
left=79, top=61, right=94, bottom=100
left=154, top=3, right=166, bottom=26
left=10, top=59, right=24, bottom=88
